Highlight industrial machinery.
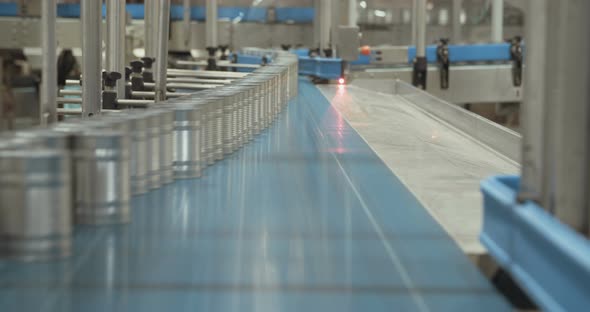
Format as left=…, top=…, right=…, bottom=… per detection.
left=0, top=1, right=588, bottom=312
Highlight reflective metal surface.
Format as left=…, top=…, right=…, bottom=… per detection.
left=72, top=131, right=131, bottom=225
left=0, top=80, right=509, bottom=311
left=169, top=104, right=202, bottom=179
left=0, top=149, right=71, bottom=261
left=159, top=110, right=175, bottom=185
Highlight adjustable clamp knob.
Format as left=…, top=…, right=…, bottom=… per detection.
left=103, top=71, right=122, bottom=88
left=141, top=57, right=155, bottom=69
left=124, top=67, right=132, bottom=81
left=130, top=60, right=144, bottom=74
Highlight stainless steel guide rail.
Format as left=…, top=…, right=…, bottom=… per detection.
left=0, top=50, right=298, bottom=261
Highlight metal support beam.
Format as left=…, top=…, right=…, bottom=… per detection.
left=347, top=0, right=357, bottom=27
left=81, top=0, right=102, bottom=117
left=452, top=0, right=462, bottom=43
left=40, top=0, right=57, bottom=125
left=206, top=0, right=218, bottom=48
left=154, top=0, right=171, bottom=102
left=319, top=0, right=332, bottom=56
left=541, top=0, right=590, bottom=233
left=313, top=0, right=321, bottom=49
left=519, top=0, right=546, bottom=202
left=415, top=0, right=426, bottom=57
left=491, top=0, right=504, bottom=42
left=412, top=0, right=427, bottom=89
left=411, top=0, right=417, bottom=46
left=0, top=56, right=3, bottom=131
left=106, top=0, right=126, bottom=99
left=183, top=0, right=191, bottom=48
left=145, top=0, right=155, bottom=57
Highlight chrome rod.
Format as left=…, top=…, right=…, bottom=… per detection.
left=176, top=60, right=261, bottom=69
left=40, top=0, right=57, bottom=125
left=106, top=0, right=126, bottom=98
left=206, top=0, right=218, bottom=48
left=167, top=69, right=247, bottom=79
left=81, top=0, right=102, bottom=117
left=154, top=0, right=171, bottom=102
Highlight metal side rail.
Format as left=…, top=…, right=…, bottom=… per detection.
left=481, top=176, right=590, bottom=312
left=0, top=79, right=510, bottom=311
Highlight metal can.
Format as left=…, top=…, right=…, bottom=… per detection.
left=159, top=110, right=174, bottom=184
left=121, top=112, right=150, bottom=195
left=72, top=131, right=131, bottom=225
left=0, top=149, right=72, bottom=261
left=145, top=111, right=162, bottom=189
left=169, top=104, right=202, bottom=179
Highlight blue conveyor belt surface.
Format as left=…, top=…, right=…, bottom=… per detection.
left=0, top=79, right=510, bottom=311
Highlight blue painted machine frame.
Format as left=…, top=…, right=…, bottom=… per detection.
left=481, top=175, right=590, bottom=312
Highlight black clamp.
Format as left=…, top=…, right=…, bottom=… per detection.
left=218, top=45, right=229, bottom=61
left=206, top=47, right=218, bottom=71
left=130, top=60, right=145, bottom=91
left=141, top=57, right=155, bottom=83
left=508, top=36, right=523, bottom=87
left=280, top=44, right=291, bottom=51
left=436, top=38, right=450, bottom=90
left=102, top=71, right=122, bottom=109
left=412, top=56, right=428, bottom=90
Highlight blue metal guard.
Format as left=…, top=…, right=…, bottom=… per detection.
left=481, top=175, right=590, bottom=311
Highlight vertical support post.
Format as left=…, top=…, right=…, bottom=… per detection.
left=519, top=0, right=546, bottom=203
left=41, top=0, right=57, bottom=125
left=205, top=0, right=218, bottom=69
left=313, top=0, right=321, bottom=50
left=145, top=0, right=153, bottom=57
left=541, top=0, right=590, bottom=233
left=415, top=0, right=426, bottom=58
left=106, top=0, right=126, bottom=99
left=206, top=0, right=218, bottom=48
left=348, top=0, right=357, bottom=27
left=411, top=0, right=417, bottom=45
left=81, top=0, right=102, bottom=117
left=491, top=0, right=503, bottom=43
left=183, top=0, right=191, bottom=48
left=452, top=0, right=462, bottom=43
left=329, top=0, right=340, bottom=57
left=319, top=0, right=332, bottom=56
left=0, top=56, right=3, bottom=131
left=154, top=0, right=170, bottom=102
left=412, top=0, right=427, bottom=89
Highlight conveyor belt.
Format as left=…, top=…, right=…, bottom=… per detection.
left=0, top=79, right=510, bottom=311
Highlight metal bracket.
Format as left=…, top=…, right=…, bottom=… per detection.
left=436, top=38, right=450, bottom=90
left=412, top=57, right=428, bottom=90
left=218, top=45, right=229, bottom=61
left=206, top=47, right=218, bottom=71
left=102, top=71, right=122, bottom=109
left=141, top=57, right=155, bottom=83
left=508, top=36, right=523, bottom=87
left=130, top=60, right=145, bottom=92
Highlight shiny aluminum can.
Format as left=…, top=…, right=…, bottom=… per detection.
left=122, top=112, right=150, bottom=195
left=169, top=104, right=202, bottom=179
left=159, top=110, right=174, bottom=184
left=0, top=149, right=72, bottom=261
left=72, top=131, right=130, bottom=225
left=145, top=111, right=162, bottom=189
